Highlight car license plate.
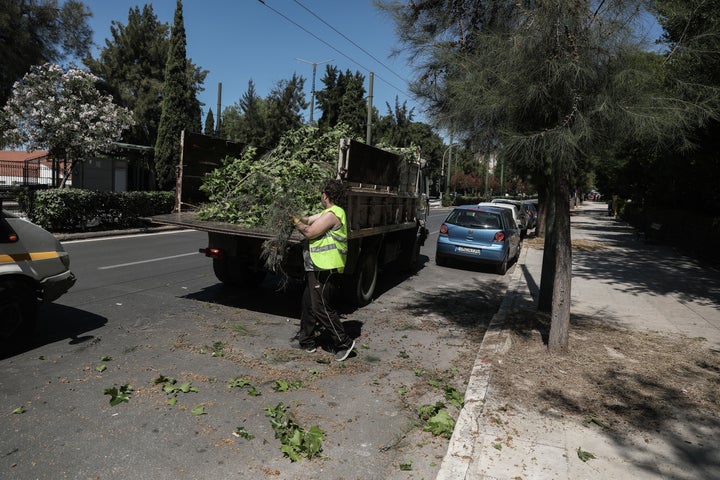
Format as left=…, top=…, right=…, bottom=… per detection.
left=457, top=246, right=481, bottom=254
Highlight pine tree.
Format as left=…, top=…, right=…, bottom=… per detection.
left=0, top=0, right=92, bottom=108
left=85, top=6, right=169, bottom=148
left=204, top=109, right=215, bottom=135
left=382, top=0, right=715, bottom=352
left=154, top=0, right=199, bottom=190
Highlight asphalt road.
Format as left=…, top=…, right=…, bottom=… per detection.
left=1, top=210, right=512, bottom=480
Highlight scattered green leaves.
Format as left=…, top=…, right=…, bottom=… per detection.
left=103, top=384, right=133, bottom=406
left=418, top=401, right=455, bottom=438
left=95, top=364, right=107, bottom=373
left=100, top=355, right=113, bottom=361
left=155, top=375, right=199, bottom=405
left=399, top=462, right=413, bottom=471
left=265, top=402, right=325, bottom=462
left=444, top=385, right=464, bottom=408
left=424, top=410, right=455, bottom=438
left=398, top=351, right=409, bottom=359
left=586, top=412, right=606, bottom=428
left=12, top=406, right=26, bottom=414
left=273, top=380, right=303, bottom=392
left=211, top=341, right=224, bottom=357
left=228, top=377, right=261, bottom=396
left=577, top=447, right=596, bottom=462
left=493, top=443, right=503, bottom=451
left=227, top=377, right=252, bottom=389
left=191, top=404, right=206, bottom=416
left=233, top=426, right=255, bottom=440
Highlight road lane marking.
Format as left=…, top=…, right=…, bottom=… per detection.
left=98, top=252, right=200, bottom=270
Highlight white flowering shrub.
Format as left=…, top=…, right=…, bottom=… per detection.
left=2, top=63, right=134, bottom=171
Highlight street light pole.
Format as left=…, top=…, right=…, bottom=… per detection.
left=441, top=141, right=459, bottom=201
left=297, top=58, right=333, bottom=124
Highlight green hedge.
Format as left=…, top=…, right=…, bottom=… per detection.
left=19, top=189, right=175, bottom=233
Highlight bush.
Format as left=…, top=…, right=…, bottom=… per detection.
left=25, top=189, right=175, bottom=232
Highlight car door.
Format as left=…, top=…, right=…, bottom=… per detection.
left=502, top=210, right=521, bottom=258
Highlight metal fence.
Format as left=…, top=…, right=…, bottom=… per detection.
left=0, top=157, right=57, bottom=188
left=0, top=157, right=58, bottom=216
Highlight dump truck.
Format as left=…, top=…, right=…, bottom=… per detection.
left=1, top=199, right=76, bottom=343
left=151, top=131, right=429, bottom=306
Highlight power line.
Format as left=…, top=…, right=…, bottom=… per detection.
left=293, top=0, right=409, bottom=85
left=257, top=0, right=411, bottom=101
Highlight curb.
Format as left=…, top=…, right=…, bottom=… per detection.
left=435, top=245, right=529, bottom=480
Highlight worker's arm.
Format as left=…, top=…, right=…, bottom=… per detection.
left=294, top=211, right=339, bottom=239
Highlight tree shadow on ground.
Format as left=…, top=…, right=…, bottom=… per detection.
left=395, top=275, right=507, bottom=330
left=569, top=210, right=720, bottom=309
left=495, top=306, right=720, bottom=479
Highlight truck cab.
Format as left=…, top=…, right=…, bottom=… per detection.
left=1, top=206, right=76, bottom=343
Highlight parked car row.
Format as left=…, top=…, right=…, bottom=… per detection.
left=435, top=198, right=538, bottom=275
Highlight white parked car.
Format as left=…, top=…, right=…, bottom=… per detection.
left=490, top=199, right=530, bottom=238
left=479, top=201, right=527, bottom=238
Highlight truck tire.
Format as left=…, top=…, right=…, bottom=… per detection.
left=0, top=280, right=38, bottom=341
left=399, top=229, right=423, bottom=273
left=352, top=250, right=378, bottom=307
left=213, top=258, right=266, bottom=287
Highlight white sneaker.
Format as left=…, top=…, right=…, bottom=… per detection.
left=334, top=340, right=355, bottom=362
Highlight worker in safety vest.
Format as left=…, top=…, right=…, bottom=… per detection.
left=291, top=179, right=355, bottom=362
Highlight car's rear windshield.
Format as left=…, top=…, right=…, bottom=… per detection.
left=446, top=209, right=502, bottom=229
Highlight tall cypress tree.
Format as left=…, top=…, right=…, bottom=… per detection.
left=154, top=0, right=197, bottom=190
left=204, top=109, right=215, bottom=135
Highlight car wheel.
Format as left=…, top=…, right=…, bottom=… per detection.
left=0, top=280, right=38, bottom=341
left=495, top=253, right=509, bottom=275
left=435, top=253, right=447, bottom=266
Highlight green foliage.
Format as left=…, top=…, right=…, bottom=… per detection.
left=84, top=5, right=169, bottom=148
left=444, top=385, right=464, bottom=408
left=577, top=447, right=596, bottom=462
left=154, top=0, right=201, bottom=190
left=316, top=66, right=367, bottom=138
left=24, top=189, right=174, bottom=232
left=424, top=409, right=455, bottom=438
left=198, top=124, right=354, bottom=226
left=0, top=0, right=92, bottom=109
left=103, top=384, right=133, bottom=406
left=234, top=426, right=254, bottom=440
left=264, top=402, right=325, bottom=462
left=418, top=401, right=456, bottom=438
left=204, top=109, right=215, bottom=135
left=264, top=74, right=308, bottom=148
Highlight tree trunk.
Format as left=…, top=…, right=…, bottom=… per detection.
left=538, top=181, right=555, bottom=312
left=548, top=177, right=572, bottom=353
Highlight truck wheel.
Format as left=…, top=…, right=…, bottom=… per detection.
left=400, top=234, right=422, bottom=273
left=213, top=258, right=266, bottom=287
left=0, top=281, right=38, bottom=341
left=353, top=250, right=378, bottom=307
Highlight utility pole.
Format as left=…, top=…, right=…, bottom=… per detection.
left=297, top=58, right=333, bottom=124
left=215, top=82, right=222, bottom=135
left=366, top=72, right=373, bottom=144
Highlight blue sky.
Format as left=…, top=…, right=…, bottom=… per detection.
left=85, top=0, right=425, bottom=125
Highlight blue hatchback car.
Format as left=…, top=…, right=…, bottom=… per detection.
left=435, top=205, right=521, bottom=274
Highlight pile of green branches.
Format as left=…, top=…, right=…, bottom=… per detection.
left=197, top=124, right=357, bottom=277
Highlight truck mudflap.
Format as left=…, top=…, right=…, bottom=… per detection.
left=39, top=269, right=76, bottom=302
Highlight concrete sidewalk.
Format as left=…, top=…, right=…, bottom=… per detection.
left=437, top=201, right=720, bottom=480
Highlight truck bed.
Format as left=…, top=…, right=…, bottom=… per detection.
left=150, top=212, right=303, bottom=243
